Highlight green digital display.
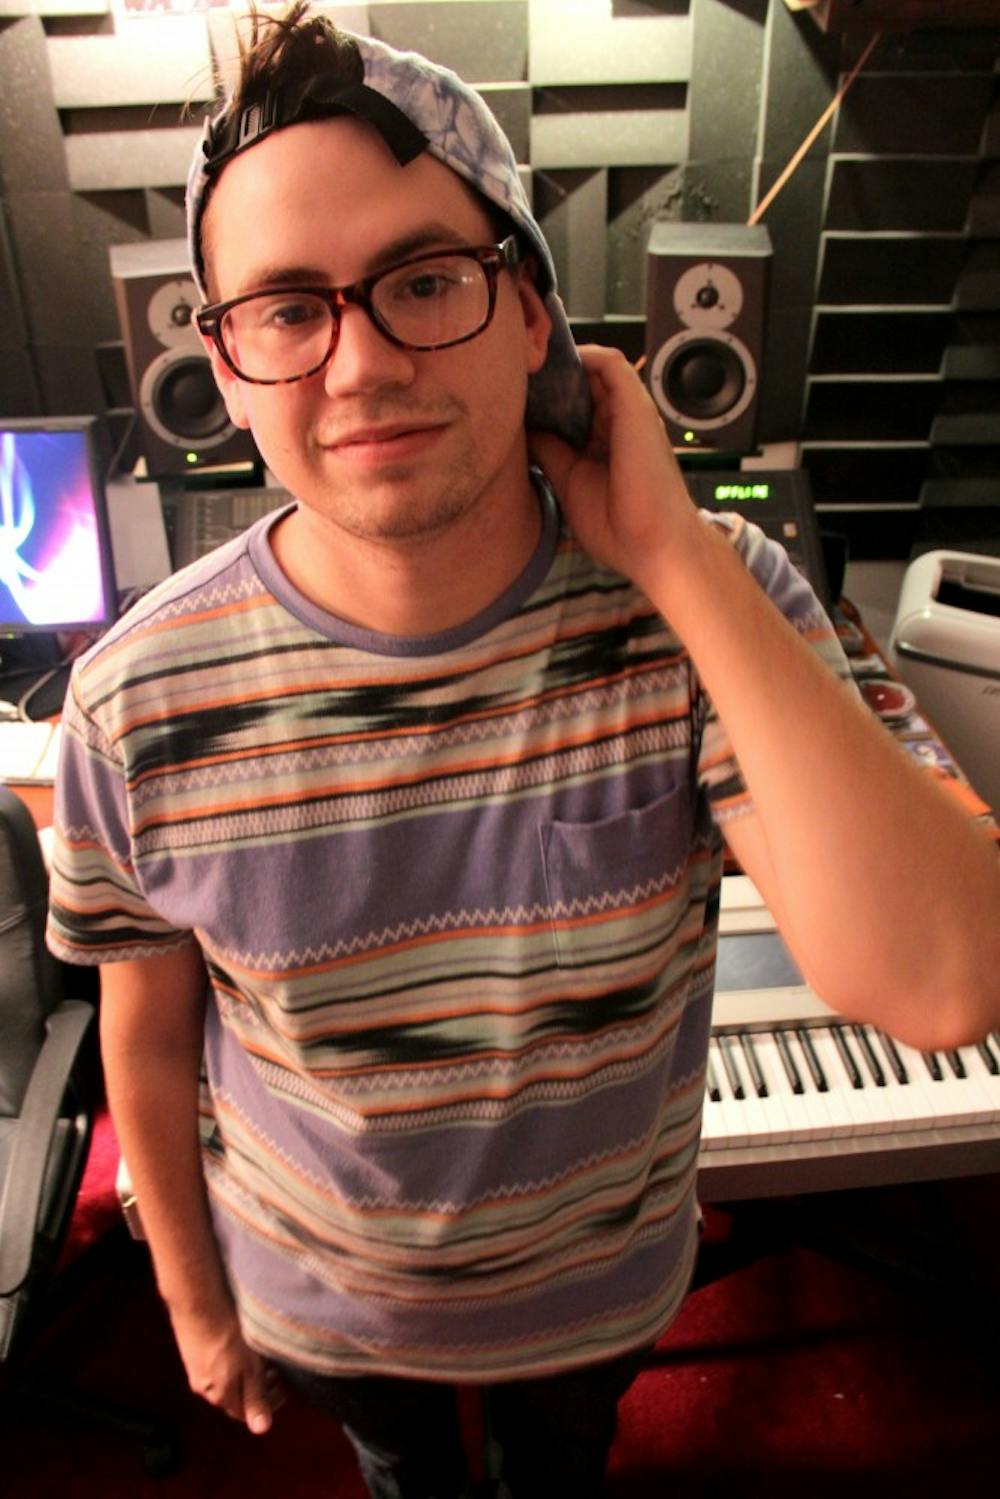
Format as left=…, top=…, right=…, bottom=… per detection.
left=713, top=482, right=771, bottom=502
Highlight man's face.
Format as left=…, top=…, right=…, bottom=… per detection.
left=200, top=116, right=551, bottom=546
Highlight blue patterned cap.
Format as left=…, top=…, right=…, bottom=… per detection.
left=186, top=30, right=591, bottom=447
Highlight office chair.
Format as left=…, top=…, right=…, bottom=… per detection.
left=0, top=784, right=180, bottom=1475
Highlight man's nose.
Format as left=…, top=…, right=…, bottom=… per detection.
left=322, top=304, right=416, bottom=396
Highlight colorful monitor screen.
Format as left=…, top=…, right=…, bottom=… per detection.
left=0, top=417, right=118, bottom=634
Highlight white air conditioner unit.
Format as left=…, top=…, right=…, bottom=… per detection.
left=891, top=551, right=1000, bottom=815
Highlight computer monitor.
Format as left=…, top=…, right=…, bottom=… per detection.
left=0, top=415, right=118, bottom=635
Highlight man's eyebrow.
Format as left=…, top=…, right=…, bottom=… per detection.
left=232, top=223, right=484, bottom=297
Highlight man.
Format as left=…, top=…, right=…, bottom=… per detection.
left=47, top=6, right=1000, bottom=1497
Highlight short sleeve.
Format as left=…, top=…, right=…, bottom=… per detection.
left=694, top=512, right=855, bottom=827
left=46, top=670, right=194, bottom=965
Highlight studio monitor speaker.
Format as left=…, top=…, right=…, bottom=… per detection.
left=110, top=239, right=257, bottom=477
left=645, top=223, right=772, bottom=454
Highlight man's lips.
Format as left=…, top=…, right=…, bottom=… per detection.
left=323, top=421, right=448, bottom=461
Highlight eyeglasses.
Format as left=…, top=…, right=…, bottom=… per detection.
left=196, top=236, right=520, bottom=386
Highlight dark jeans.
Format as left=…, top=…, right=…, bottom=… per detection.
left=277, top=1345, right=649, bottom=1499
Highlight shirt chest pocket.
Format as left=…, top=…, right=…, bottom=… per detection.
left=539, top=781, right=697, bottom=971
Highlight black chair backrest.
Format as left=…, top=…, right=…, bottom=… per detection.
left=0, top=786, right=62, bottom=1117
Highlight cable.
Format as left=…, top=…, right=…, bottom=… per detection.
left=16, top=663, right=68, bottom=723
left=747, top=30, right=883, bottom=228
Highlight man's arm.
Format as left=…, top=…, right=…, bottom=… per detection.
left=530, top=344, right=1000, bottom=1051
left=100, top=945, right=281, bottom=1434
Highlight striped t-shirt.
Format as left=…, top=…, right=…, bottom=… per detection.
left=47, top=478, right=849, bottom=1381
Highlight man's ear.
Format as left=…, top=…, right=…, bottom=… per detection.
left=201, top=335, right=252, bottom=431
left=515, top=261, right=552, bottom=376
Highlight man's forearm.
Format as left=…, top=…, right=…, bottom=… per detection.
left=99, top=951, right=234, bottom=1322
left=649, top=516, right=1000, bottom=1045
left=102, top=1040, right=233, bottom=1320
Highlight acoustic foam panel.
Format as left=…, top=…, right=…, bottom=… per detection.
left=477, top=85, right=531, bottom=163
left=0, top=347, right=41, bottom=417
left=751, top=157, right=826, bottom=311
left=757, top=305, right=815, bottom=442
left=826, top=159, right=980, bottom=233
left=5, top=190, right=88, bottom=345
left=144, top=187, right=187, bottom=244
left=532, top=168, right=607, bottom=321
left=817, top=236, right=966, bottom=306
left=31, top=341, right=105, bottom=416
left=0, top=16, right=70, bottom=194
left=832, top=74, right=994, bottom=157
left=956, top=244, right=1000, bottom=311
left=803, top=446, right=931, bottom=507
left=804, top=379, right=940, bottom=443
left=687, top=0, right=766, bottom=164
left=758, top=0, right=839, bottom=167
left=0, top=205, right=29, bottom=350
left=529, top=0, right=691, bottom=86
left=606, top=166, right=684, bottom=319
left=681, top=159, right=754, bottom=231
left=811, top=310, right=953, bottom=376
left=531, top=86, right=687, bottom=171
left=46, top=17, right=213, bottom=109
left=71, top=190, right=155, bottom=346
left=369, top=1, right=527, bottom=82
left=65, top=128, right=203, bottom=193
left=969, top=164, right=1000, bottom=237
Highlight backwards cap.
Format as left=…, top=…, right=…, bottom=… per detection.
left=186, top=29, right=591, bottom=448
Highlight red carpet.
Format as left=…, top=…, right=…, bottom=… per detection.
left=6, top=1113, right=998, bottom=1498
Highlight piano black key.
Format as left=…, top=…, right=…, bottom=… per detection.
left=922, top=1050, right=944, bottom=1081
left=832, top=1024, right=863, bottom=1088
left=739, top=1031, right=768, bottom=1098
left=876, top=1030, right=908, bottom=1085
left=852, top=1024, right=885, bottom=1087
left=977, top=1037, right=1000, bottom=1076
left=776, top=1028, right=804, bottom=1094
left=706, top=1055, right=722, bottom=1103
left=717, top=1033, right=746, bottom=1100
left=796, top=1027, right=828, bottom=1092
left=944, top=1049, right=966, bottom=1079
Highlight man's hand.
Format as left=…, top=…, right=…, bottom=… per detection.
left=528, top=344, right=698, bottom=594
left=170, top=1300, right=285, bottom=1435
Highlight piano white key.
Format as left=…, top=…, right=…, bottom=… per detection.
left=891, top=1039, right=981, bottom=1129
left=851, top=1027, right=933, bottom=1133
left=704, top=1039, right=751, bottom=1148
left=935, top=1049, right=995, bottom=1121
left=809, top=1029, right=875, bottom=1138
left=844, top=1026, right=905, bottom=1135
left=847, top=1028, right=951, bottom=1133
left=699, top=1086, right=728, bottom=1151
left=785, top=1032, right=838, bottom=1141
left=743, top=1034, right=797, bottom=1145
left=953, top=1044, right=1000, bottom=1123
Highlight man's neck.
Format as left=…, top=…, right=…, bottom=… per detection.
left=268, top=471, right=544, bottom=640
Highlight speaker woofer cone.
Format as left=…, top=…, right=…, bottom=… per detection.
left=648, top=328, right=757, bottom=436
left=153, top=358, right=230, bottom=441
left=139, top=349, right=235, bottom=451
left=664, top=339, right=745, bottom=419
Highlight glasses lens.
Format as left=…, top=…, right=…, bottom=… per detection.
left=373, top=254, right=491, bottom=349
left=222, top=292, right=333, bottom=382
